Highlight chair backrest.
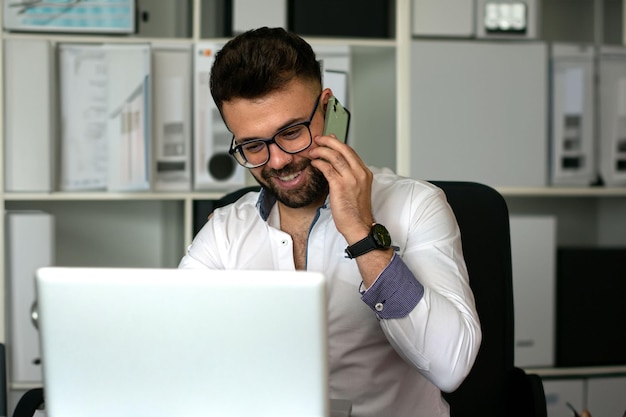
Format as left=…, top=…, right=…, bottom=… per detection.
left=431, top=181, right=514, bottom=417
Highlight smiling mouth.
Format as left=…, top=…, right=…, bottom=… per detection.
left=262, top=159, right=311, bottom=185
left=278, top=171, right=302, bottom=182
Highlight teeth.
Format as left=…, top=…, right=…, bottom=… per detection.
left=279, top=171, right=300, bottom=182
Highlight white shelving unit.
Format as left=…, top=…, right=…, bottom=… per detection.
left=0, top=0, right=400, bottom=400
left=1, top=0, right=625, bottom=405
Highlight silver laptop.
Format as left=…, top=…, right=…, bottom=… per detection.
left=35, top=267, right=330, bottom=417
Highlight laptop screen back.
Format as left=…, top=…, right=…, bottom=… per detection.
left=35, top=267, right=329, bottom=417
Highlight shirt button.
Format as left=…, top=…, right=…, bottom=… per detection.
left=375, top=302, right=384, bottom=312
left=280, top=239, right=289, bottom=246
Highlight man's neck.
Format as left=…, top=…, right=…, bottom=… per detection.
left=277, top=197, right=324, bottom=226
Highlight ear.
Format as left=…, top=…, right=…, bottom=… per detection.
left=321, top=88, right=333, bottom=113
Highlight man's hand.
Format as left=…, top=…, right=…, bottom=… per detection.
left=308, top=133, right=393, bottom=289
left=308, top=134, right=374, bottom=244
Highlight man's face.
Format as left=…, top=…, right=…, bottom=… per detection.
left=221, top=80, right=330, bottom=209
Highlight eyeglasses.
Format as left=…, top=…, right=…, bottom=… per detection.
left=228, top=93, right=321, bottom=168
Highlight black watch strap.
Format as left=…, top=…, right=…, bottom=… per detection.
left=345, top=223, right=391, bottom=259
left=345, top=235, right=377, bottom=259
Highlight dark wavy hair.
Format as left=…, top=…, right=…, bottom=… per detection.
left=210, top=27, right=322, bottom=111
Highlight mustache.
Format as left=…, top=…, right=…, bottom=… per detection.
left=261, top=159, right=311, bottom=180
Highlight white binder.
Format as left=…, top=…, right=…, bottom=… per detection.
left=59, top=43, right=152, bottom=191
left=193, top=43, right=246, bottom=190
left=549, top=44, right=597, bottom=186
left=106, top=44, right=152, bottom=192
left=152, top=44, right=192, bottom=191
left=5, top=211, right=55, bottom=384
left=59, top=44, right=110, bottom=191
left=4, top=38, right=55, bottom=192
left=599, top=46, right=626, bottom=186
left=510, top=215, right=556, bottom=368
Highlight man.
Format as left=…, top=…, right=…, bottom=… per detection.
left=179, top=27, right=481, bottom=417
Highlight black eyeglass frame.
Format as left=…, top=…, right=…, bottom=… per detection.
left=228, top=93, right=322, bottom=168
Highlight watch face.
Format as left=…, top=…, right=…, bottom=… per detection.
left=372, top=224, right=391, bottom=248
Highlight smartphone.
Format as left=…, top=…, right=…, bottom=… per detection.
left=323, top=96, right=351, bottom=143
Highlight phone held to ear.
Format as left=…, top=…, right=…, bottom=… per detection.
left=323, top=96, right=351, bottom=144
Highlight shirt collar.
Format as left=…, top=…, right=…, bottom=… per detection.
left=256, top=187, right=276, bottom=221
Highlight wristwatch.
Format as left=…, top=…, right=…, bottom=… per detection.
left=345, top=223, right=392, bottom=259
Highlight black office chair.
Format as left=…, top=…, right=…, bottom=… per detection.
left=209, top=182, right=548, bottom=417
left=431, top=181, right=547, bottom=417
left=11, top=389, right=43, bottom=417
left=0, top=341, right=44, bottom=417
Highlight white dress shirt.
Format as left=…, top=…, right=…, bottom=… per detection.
left=179, top=168, right=481, bottom=417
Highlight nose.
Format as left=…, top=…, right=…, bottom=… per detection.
left=265, top=142, right=293, bottom=169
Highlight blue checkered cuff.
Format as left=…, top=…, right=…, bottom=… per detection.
left=360, top=254, right=424, bottom=319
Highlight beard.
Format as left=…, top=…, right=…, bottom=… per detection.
left=255, top=159, right=329, bottom=209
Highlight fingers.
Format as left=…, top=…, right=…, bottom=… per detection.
left=307, top=133, right=374, bottom=239
left=308, top=134, right=368, bottom=178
